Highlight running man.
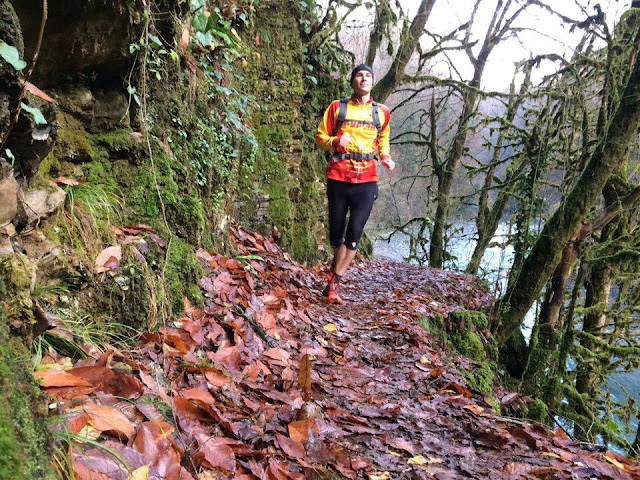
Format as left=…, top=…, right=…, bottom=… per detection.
left=315, top=64, right=395, bottom=304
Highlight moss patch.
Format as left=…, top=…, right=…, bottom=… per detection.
left=417, top=311, right=497, bottom=400
left=463, top=362, right=496, bottom=398
left=526, top=398, right=548, bottom=422
left=0, top=254, right=35, bottom=339
left=451, top=329, right=485, bottom=361
left=0, top=254, right=56, bottom=479
left=451, top=309, right=488, bottom=331
left=164, top=236, right=203, bottom=315
left=233, top=0, right=327, bottom=264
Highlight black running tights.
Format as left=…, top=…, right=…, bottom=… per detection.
left=326, top=179, right=378, bottom=250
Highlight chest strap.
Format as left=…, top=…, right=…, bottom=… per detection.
left=331, top=152, right=377, bottom=162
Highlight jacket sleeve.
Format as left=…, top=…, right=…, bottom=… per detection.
left=378, top=104, right=392, bottom=160
left=316, top=100, right=340, bottom=151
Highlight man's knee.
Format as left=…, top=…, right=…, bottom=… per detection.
left=345, top=231, right=362, bottom=250
left=330, top=236, right=345, bottom=249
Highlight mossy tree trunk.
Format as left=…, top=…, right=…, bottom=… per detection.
left=464, top=66, right=532, bottom=276
left=493, top=11, right=640, bottom=344
left=369, top=0, right=435, bottom=103
left=574, top=258, right=613, bottom=442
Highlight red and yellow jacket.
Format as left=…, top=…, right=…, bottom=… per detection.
left=316, top=96, right=391, bottom=183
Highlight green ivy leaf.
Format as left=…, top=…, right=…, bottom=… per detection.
left=20, top=102, right=46, bottom=125
left=211, top=28, right=234, bottom=46
left=195, top=31, right=213, bottom=47
left=190, top=0, right=205, bottom=12
left=0, top=40, right=27, bottom=70
left=147, top=33, right=163, bottom=47
left=4, top=148, right=15, bottom=166
left=192, top=13, right=209, bottom=33
left=205, top=10, right=221, bottom=32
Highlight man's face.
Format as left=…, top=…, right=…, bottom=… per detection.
left=351, top=70, right=373, bottom=96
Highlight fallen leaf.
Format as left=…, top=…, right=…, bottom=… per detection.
left=323, top=323, right=337, bottom=332
left=276, top=433, right=306, bottom=459
left=288, top=419, right=311, bottom=444
left=127, top=465, right=150, bottom=480
left=75, top=423, right=102, bottom=443
left=95, top=246, right=122, bottom=273
left=179, top=25, right=190, bottom=49
left=53, top=176, right=83, bottom=186
left=604, top=451, right=628, bottom=471
left=541, top=452, right=561, bottom=459
left=553, top=427, right=570, bottom=440
left=264, top=347, right=290, bottom=362
left=194, top=434, right=236, bottom=471
left=368, top=472, right=391, bottom=480
left=34, top=370, right=94, bottom=388
left=82, top=403, right=136, bottom=439
left=408, top=455, right=428, bottom=465
left=500, top=392, right=520, bottom=405
left=25, top=81, right=55, bottom=102
left=298, top=354, right=311, bottom=396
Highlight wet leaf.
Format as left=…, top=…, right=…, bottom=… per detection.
left=604, top=451, right=627, bottom=471
left=288, top=419, right=311, bottom=444
left=34, top=370, right=94, bottom=388
left=194, top=434, right=236, bottom=471
left=127, top=465, right=150, bottom=480
left=264, top=347, right=290, bottom=362
left=298, top=354, right=311, bottom=396
left=96, top=246, right=122, bottom=273
left=82, top=403, right=136, bottom=439
left=25, top=81, right=55, bottom=102
left=276, top=433, right=306, bottom=459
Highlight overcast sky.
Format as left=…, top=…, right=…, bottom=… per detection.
left=333, top=0, right=629, bottom=91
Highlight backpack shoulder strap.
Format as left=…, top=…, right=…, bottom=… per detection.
left=371, top=101, right=381, bottom=138
left=332, top=97, right=349, bottom=136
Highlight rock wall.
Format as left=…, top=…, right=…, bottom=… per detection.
left=233, top=0, right=329, bottom=263
left=0, top=0, right=348, bottom=473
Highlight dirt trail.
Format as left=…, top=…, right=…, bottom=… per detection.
left=37, top=222, right=640, bottom=479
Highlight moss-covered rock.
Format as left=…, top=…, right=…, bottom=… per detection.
left=164, top=236, right=203, bottom=314
left=452, top=328, right=485, bottom=361
left=0, top=254, right=56, bottom=479
left=463, top=362, right=495, bottom=398
left=233, top=0, right=330, bottom=264
left=0, top=253, right=35, bottom=338
left=526, top=398, right=548, bottom=422
left=0, top=0, right=23, bottom=136
left=451, top=309, right=488, bottom=331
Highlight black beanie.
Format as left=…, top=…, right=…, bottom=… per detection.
left=350, top=64, right=374, bottom=84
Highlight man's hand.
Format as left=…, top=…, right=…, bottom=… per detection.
left=336, top=133, right=351, bottom=148
left=381, top=157, right=395, bottom=171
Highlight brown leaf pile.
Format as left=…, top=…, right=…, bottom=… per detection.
left=38, top=220, right=640, bottom=479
